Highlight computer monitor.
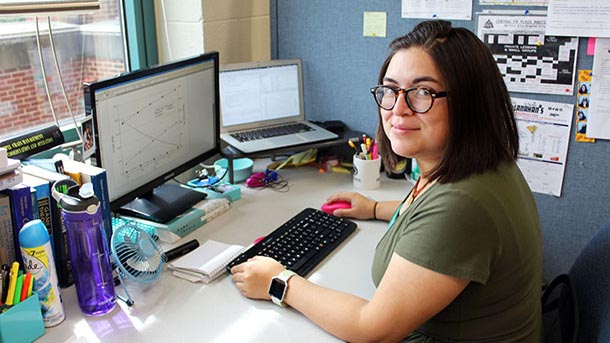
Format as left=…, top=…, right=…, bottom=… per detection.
left=83, top=52, right=220, bottom=222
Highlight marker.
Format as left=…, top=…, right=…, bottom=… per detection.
left=5, top=262, right=19, bottom=306
left=27, top=276, right=34, bottom=298
left=21, top=272, right=32, bottom=301
left=12, top=272, right=23, bottom=305
left=372, top=143, right=379, bottom=160
left=164, top=239, right=200, bottom=262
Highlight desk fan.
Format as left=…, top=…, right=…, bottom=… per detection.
left=111, top=224, right=166, bottom=306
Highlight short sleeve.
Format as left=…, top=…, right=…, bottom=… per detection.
left=393, top=188, right=500, bottom=284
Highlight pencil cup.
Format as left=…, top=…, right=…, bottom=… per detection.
left=352, top=155, right=381, bottom=190
left=0, top=292, right=45, bottom=343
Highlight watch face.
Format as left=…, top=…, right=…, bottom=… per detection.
left=269, top=278, right=287, bottom=300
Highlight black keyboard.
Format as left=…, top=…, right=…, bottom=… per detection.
left=226, top=208, right=357, bottom=276
left=230, top=123, right=314, bottom=142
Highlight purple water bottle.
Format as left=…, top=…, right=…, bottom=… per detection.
left=55, top=180, right=116, bottom=316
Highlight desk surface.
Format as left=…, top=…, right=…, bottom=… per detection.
left=40, top=162, right=411, bottom=343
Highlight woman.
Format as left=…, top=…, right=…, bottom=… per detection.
left=231, top=20, right=542, bottom=342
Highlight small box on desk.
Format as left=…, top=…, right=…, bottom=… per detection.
left=120, top=198, right=232, bottom=243
left=0, top=293, right=45, bottom=343
left=185, top=180, right=241, bottom=202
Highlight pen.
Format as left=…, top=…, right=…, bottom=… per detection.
left=0, top=267, right=3, bottom=303
left=360, top=143, right=369, bottom=159
left=1, top=264, right=8, bottom=303
left=164, top=239, right=200, bottom=262
left=5, top=262, right=19, bottom=306
left=348, top=139, right=360, bottom=155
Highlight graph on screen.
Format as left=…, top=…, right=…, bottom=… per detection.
left=109, top=81, right=189, bottom=182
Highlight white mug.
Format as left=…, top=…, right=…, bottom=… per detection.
left=353, top=154, right=381, bottom=190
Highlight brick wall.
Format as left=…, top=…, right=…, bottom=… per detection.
left=0, top=0, right=124, bottom=138
left=0, top=57, right=124, bottom=137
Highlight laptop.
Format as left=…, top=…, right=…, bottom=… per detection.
left=219, top=58, right=338, bottom=153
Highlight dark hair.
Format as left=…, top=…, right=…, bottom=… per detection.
left=375, top=20, right=519, bottom=183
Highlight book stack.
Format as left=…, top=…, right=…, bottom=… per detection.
left=19, top=164, right=72, bottom=287
left=21, top=158, right=113, bottom=288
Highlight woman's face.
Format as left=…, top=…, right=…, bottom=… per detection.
left=381, top=48, right=449, bottom=168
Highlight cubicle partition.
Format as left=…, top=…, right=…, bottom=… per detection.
left=270, top=0, right=610, bottom=279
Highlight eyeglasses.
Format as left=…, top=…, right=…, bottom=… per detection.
left=370, top=85, right=447, bottom=113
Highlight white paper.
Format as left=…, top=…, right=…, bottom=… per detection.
left=586, top=38, right=610, bottom=140
left=401, top=0, right=472, bottom=20
left=477, top=14, right=578, bottom=96
left=513, top=97, right=573, bottom=197
left=546, top=0, right=610, bottom=38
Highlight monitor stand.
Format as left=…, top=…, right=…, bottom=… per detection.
left=118, top=183, right=207, bottom=223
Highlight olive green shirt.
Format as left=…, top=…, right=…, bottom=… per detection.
left=372, top=163, right=542, bottom=342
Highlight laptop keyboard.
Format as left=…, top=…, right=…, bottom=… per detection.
left=230, top=123, right=314, bottom=142
left=226, top=208, right=357, bottom=276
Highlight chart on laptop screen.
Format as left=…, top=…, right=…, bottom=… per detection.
left=220, top=63, right=300, bottom=126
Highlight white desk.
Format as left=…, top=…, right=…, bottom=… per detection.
left=40, top=162, right=411, bottom=342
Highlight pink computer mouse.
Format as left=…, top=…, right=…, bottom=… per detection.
left=321, top=201, right=351, bottom=214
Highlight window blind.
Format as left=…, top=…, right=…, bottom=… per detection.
left=0, top=0, right=100, bottom=15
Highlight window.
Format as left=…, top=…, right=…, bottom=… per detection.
left=0, top=0, right=126, bottom=141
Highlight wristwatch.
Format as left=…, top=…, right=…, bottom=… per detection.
left=268, top=270, right=297, bottom=307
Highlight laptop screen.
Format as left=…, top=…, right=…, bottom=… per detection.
left=219, top=60, right=304, bottom=129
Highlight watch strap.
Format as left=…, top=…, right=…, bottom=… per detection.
left=269, top=270, right=297, bottom=307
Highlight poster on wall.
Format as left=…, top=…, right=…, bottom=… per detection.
left=586, top=38, right=610, bottom=140
left=401, top=0, right=472, bottom=20
left=477, top=14, right=578, bottom=96
left=546, top=0, right=610, bottom=38
left=479, top=0, right=548, bottom=5
left=575, top=69, right=595, bottom=143
left=513, top=97, right=573, bottom=197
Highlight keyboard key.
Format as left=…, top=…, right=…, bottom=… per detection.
left=231, top=123, right=314, bottom=142
left=226, top=208, right=357, bottom=276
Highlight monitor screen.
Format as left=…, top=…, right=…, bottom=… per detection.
left=84, top=52, right=220, bottom=214
left=219, top=62, right=301, bottom=127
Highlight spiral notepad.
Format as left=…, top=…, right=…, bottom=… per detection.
left=168, top=240, right=244, bottom=283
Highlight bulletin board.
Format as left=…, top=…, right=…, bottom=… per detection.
left=270, top=0, right=610, bottom=279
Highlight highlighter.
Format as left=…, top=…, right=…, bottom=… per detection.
left=27, top=276, right=34, bottom=298
left=13, top=272, right=23, bottom=305
left=21, top=272, right=32, bottom=301
left=5, top=261, right=19, bottom=306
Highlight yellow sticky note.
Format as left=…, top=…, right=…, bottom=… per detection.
left=363, top=12, right=386, bottom=38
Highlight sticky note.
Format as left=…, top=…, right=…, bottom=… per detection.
left=363, top=12, right=386, bottom=38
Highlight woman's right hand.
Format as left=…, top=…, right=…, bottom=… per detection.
left=324, top=192, right=376, bottom=220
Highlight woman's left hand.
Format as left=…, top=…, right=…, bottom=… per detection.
left=230, top=256, right=286, bottom=300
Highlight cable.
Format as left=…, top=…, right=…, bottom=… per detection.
left=47, top=17, right=84, bottom=149
left=35, top=17, right=60, bottom=127
left=159, top=0, right=173, bottom=61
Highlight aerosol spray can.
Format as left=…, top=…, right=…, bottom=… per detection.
left=55, top=180, right=116, bottom=316
left=19, top=219, right=65, bottom=327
